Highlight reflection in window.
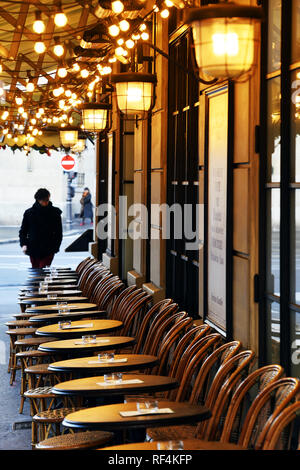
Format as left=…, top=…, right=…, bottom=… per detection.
left=291, top=311, right=300, bottom=378
left=292, top=0, right=300, bottom=63
left=291, top=70, right=300, bottom=182
left=267, top=78, right=281, bottom=182
left=266, top=189, right=280, bottom=295
left=266, top=301, right=280, bottom=364
left=267, top=0, right=281, bottom=73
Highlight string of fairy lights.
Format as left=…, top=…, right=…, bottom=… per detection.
left=0, top=0, right=180, bottom=152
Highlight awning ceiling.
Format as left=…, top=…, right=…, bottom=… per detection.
left=0, top=0, right=152, bottom=150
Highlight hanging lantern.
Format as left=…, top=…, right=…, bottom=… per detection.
left=80, top=103, right=111, bottom=132
left=60, top=127, right=78, bottom=147
left=111, top=72, right=157, bottom=116
left=71, top=138, right=86, bottom=153
left=185, top=2, right=263, bottom=79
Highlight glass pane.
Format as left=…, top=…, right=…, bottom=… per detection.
left=267, top=78, right=281, bottom=182
left=268, top=0, right=281, bottom=73
left=266, top=189, right=280, bottom=295
left=291, top=310, right=300, bottom=377
left=291, top=69, right=300, bottom=182
left=292, top=0, right=300, bottom=63
left=266, top=301, right=280, bottom=364
left=290, top=190, right=300, bottom=304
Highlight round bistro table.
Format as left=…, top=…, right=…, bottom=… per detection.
left=26, top=302, right=97, bottom=314
left=51, top=374, right=178, bottom=398
left=98, top=439, right=246, bottom=451
left=35, top=319, right=123, bottom=338
left=29, top=310, right=107, bottom=325
left=48, top=354, right=158, bottom=374
left=38, top=336, right=135, bottom=356
left=62, top=401, right=211, bottom=432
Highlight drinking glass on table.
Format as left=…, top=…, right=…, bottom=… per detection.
left=47, top=293, right=57, bottom=300
left=157, top=441, right=184, bottom=450
left=58, top=320, right=71, bottom=329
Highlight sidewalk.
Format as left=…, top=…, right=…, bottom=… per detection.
left=0, top=235, right=89, bottom=449
left=0, top=218, right=90, bottom=244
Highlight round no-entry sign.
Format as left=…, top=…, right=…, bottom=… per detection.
left=61, top=154, right=75, bottom=171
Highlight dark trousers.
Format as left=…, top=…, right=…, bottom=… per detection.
left=30, top=253, right=54, bottom=269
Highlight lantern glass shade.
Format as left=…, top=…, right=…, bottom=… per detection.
left=186, top=4, right=263, bottom=79
left=81, top=104, right=110, bottom=132
left=71, top=138, right=85, bottom=153
left=111, top=73, right=156, bottom=116
left=60, top=129, right=78, bottom=147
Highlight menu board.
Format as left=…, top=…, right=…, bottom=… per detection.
left=207, top=88, right=229, bottom=332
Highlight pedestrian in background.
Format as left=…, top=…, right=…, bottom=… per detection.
left=19, top=188, right=63, bottom=268
left=80, top=187, right=93, bottom=225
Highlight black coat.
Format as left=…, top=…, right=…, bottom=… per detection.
left=80, top=193, right=93, bottom=219
left=19, top=201, right=63, bottom=258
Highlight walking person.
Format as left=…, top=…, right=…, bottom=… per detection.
left=80, top=187, right=93, bottom=225
left=19, top=188, right=63, bottom=268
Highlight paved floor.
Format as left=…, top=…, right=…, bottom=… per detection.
left=0, top=233, right=89, bottom=450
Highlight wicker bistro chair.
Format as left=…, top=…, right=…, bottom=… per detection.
left=16, top=349, right=52, bottom=414
left=237, top=377, right=300, bottom=449
left=262, top=401, right=300, bottom=450
left=146, top=341, right=242, bottom=441
left=6, top=327, right=38, bottom=385
left=133, top=300, right=177, bottom=354
left=35, top=430, right=114, bottom=451
left=217, top=364, right=284, bottom=445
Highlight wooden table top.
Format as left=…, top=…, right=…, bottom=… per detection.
left=38, top=336, right=135, bottom=353
left=29, top=310, right=107, bottom=324
left=52, top=374, right=178, bottom=397
left=26, top=302, right=97, bottom=313
left=62, top=401, right=211, bottom=431
left=26, top=278, right=78, bottom=285
left=48, top=354, right=158, bottom=373
left=20, top=285, right=79, bottom=292
left=99, top=440, right=246, bottom=451
left=36, top=319, right=122, bottom=337
left=20, top=296, right=87, bottom=305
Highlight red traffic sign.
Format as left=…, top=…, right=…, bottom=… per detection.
left=61, top=155, right=75, bottom=171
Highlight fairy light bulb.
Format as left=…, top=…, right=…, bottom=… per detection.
left=3, top=128, right=8, bottom=135
left=18, top=106, right=24, bottom=114
left=54, top=6, right=67, bottom=28
left=22, top=112, right=28, bottom=119
left=57, top=67, right=67, bottom=78
left=33, top=11, right=45, bottom=34
left=117, top=38, right=124, bottom=45
left=109, top=57, right=117, bottom=63
left=26, top=81, right=35, bottom=92
left=72, top=93, right=77, bottom=99
left=109, top=25, right=120, bottom=37
left=72, top=63, right=80, bottom=72
left=160, top=9, right=169, bottom=18
left=34, top=41, right=46, bottom=54
left=87, top=91, right=93, bottom=98
left=31, top=118, right=37, bottom=125
left=2, top=111, right=8, bottom=120
left=65, top=89, right=72, bottom=97
left=119, top=20, right=130, bottom=32
left=38, top=130, right=43, bottom=136
left=59, top=99, right=65, bottom=109
left=0, top=87, right=4, bottom=97
left=115, top=46, right=126, bottom=56
left=15, top=96, right=23, bottom=105
left=125, top=39, right=134, bottom=49
left=80, top=69, right=89, bottom=78
left=111, top=1, right=124, bottom=14
left=139, top=23, right=147, bottom=31
left=141, top=32, right=149, bottom=40
left=165, top=0, right=173, bottom=7
left=7, top=133, right=12, bottom=139
left=53, top=38, right=64, bottom=57
left=132, top=33, right=140, bottom=40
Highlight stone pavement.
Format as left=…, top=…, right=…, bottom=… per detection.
left=0, top=234, right=89, bottom=450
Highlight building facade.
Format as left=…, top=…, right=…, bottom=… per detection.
left=90, top=0, right=300, bottom=378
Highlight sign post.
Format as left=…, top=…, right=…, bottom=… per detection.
left=61, top=155, right=76, bottom=230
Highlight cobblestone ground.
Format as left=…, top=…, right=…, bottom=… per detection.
left=0, top=234, right=88, bottom=450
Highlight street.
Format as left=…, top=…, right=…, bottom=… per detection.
left=0, top=233, right=89, bottom=449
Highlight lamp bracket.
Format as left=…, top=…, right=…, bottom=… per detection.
left=141, top=42, right=218, bottom=85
